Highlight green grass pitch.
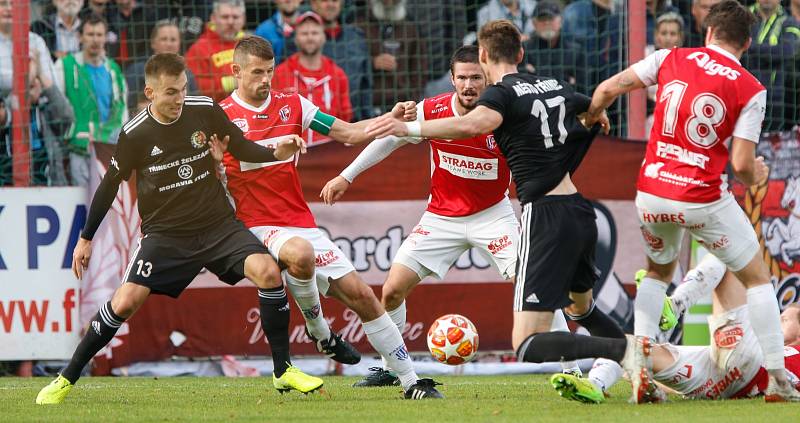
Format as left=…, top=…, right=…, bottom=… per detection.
left=1, top=375, right=795, bottom=422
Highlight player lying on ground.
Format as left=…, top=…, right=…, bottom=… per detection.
left=218, top=35, right=441, bottom=399
left=321, top=45, right=582, bottom=387
left=582, top=0, right=799, bottom=402
left=550, top=254, right=800, bottom=403
left=36, top=53, right=320, bottom=405
left=363, top=20, right=633, bottom=393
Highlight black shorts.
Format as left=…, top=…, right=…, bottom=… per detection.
left=124, top=218, right=269, bottom=298
left=513, top=193, right=600, bottom=312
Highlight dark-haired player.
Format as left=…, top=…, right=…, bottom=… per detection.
left=36, top=52, right=320, bottom=404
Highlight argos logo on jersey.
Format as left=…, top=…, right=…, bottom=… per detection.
left=438, top=151, right=498, bottom=180
left=686, top=52, right=741, bottom=80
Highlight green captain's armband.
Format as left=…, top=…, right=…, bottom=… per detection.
left=310, top=110, right=335, bottom=135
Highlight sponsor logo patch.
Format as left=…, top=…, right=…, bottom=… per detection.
left=190, top=131, right=207, bottom=149
left=279, top=105, right=291, bottom=122
left=437, top=151, right=499, bottom=180
left=316, top=250, right=339, bottom=267
left=640, top=227, right=665, bottom=251
left=488, top=235, right=512, bottom=255
left=713, top=324, right=744, bottom=349
left=232, top=118, right=249, bottom=132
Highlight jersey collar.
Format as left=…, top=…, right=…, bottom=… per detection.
left=231, top=90, right=272, bottom=112
left=707, top=44, right=740, bottom=65
left=450, top=92, right=462, bottom=117
left=147, top=104, right=181, bottom=126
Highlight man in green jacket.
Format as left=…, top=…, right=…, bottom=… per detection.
left=54, top=13, right=128, bottom=186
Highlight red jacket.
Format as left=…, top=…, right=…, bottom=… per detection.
left=272, top=53, right=353, bottom=146
left=185, top=27, right=240, bottom=101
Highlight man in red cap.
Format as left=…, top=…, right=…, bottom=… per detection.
left=273, top=11, right=353, bottom=147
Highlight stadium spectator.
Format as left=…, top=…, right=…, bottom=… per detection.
left=477, top=0, right=536, bottom=40
left=644, top=12, right=685, bottom=135
left=105, top=0, right=169, bottom=69
left=307, top=0, right=373, bottom=120
left=561, top=0, right=623, bottom=87
left=162, top=1, right=214, bottom=49
left=523, top=1, right=586, bottom=93
left=794, top=0, right=800, bottom=21
left=28, top=56, right=74, bottom=186
left=742, top=0, right=800, bottom=131
left=273, top=12, right=353, bottom=146
left=186, top=0, right=247, bottom=101
left=254, top=0, right=303, bottom=65
left=126, top=21, right=199, bottom=115
left=0, top=0, right=57, bottom=101
left=54, top=14, right=128, bottom=187
left=685, top=0, right=721, bottom=47
left=355, top=0, right=427, bottom=114
left=31, top=0, right=85, bottom=61
left=646, top=0, right=679, bottom=46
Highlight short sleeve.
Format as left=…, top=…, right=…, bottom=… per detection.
left=733, top=90, right=766, bottom=143
left=108, top=131, right=137, bottom=181
left=299, top=95, right=321, bottom=131
left=477, top=83, right=514, bottom=116
left=631, top=49, right=671, bottom=87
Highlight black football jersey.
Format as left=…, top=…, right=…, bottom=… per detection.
left=477, top=73, right=597, bottom=204
left=109, top=96, right=245, bottom=235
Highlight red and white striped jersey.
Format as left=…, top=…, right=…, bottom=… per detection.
left=416, top=92, right=511, bottom=217
left=219, top=90, right=319, bottom=228
left=632, top=46, right=766, bottom=203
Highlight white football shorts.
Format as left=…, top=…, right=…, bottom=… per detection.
left=653, top=305, right=763, bottom=399
left=393, top=198, right=519, bottom=281
left=635, top=191, right=760, bottom=271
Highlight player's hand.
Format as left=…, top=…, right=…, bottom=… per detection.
left=365, top=115, right=407, bottom=139
left=580, top=110, right=610, bottom=135
left=391, top=101, right=417, bottom=122
left=72, top=237, right=92, bottom=280
left=274, top=134, right=307, bottom=161
left=754, top=156, right=769, bottom=185
left=320, top=175, right=351, bottom=205
left=209, top=134, right=230, bottom=161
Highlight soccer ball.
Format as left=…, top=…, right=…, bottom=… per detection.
left=426, top=314, right=479, bottom=365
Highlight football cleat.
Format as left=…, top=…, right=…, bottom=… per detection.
left=764, top=375, right=800, bottom=402
left=404, top=378, right=444, bottom=400
left=621, top=334, right=664, bottom=404
left=550, top=373, right=604, bottom=404
left=353, top=367, right=401, bottom=387
left=273, top=365, right=324, bottom=394
left=35, top=374, right=73, bottom=405
left=562, top=367, right=583, bottom=378
left=634, top=269, right=678, bottom=331
left=306, top=327, right=361, bottom=365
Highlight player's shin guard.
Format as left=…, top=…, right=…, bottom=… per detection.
left=566, top=301, right=625, bottom=339
left=61, top=301, right=125, bottom=384
left=747, top=284, right=786, bottom=371
left=516, top=332, right=627, bottom=364
left=381, top=302, right=407, bottom=370
left=363, top=312, right=418, bottom=390
left=258, top=287, right=292, bottom=377
left=634, top=277, right=669, bottom=338
left=283, top=271, right=331, bottom=342
left=551, top=310, right=581, bottom=373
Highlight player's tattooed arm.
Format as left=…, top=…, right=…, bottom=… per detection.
left=585, top=67, right=645, bottom=128
left=365, top=105, right=501, bottom=140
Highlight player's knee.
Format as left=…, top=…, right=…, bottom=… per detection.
left=282, top=237, right=315, bottom=278
left=381, top=286, right=406, bottom=311
left=351, top=284, right=383, bottom=319
left=249, top=258, right=282, bottom=289
left=565, top=302, right=591, bottom=317
left=110, top=295, right=140, bottom=319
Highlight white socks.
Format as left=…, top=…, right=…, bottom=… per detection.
left=363, top=312, right=418, bottom=390
left=634, top=277, right=669, bottom=339
left=670, top=254, right=726, bottom=315
left=747, top=284, right=786, bottom=370
left=283, top=270, right=331, bottom=342
left=382, top=302, right=407, bottom=370
left=551, top=310, right=581, bottom=373
left=588, top=358, right=624, bottom=393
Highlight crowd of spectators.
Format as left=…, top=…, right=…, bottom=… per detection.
left=1, top=0, right=799, bottom=187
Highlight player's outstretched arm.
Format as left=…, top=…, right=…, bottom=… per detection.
left=323, top=101, right=417, bottom=145
left=585, top=67, right=646, bottom=127
left=319, top=135, right=410, bottom=205
left=365, top=105, right=502, bottom=140
left=74, top=170, right=124, bottom=280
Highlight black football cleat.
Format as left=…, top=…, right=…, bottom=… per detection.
left=404, top=378, right=444, bottom=400
left=307, top=327, right=361, bottom=365
left=353, top=367, right=401, bottom=387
